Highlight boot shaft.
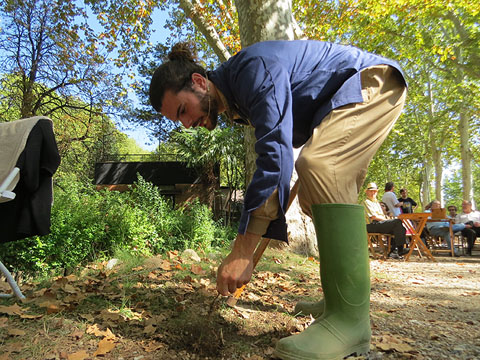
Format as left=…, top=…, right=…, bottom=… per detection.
left=311, top=204, right=370, bottom=318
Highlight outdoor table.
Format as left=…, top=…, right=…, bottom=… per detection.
left=426, top=218, right=455, bottom=257
left=398, top=213, right=436, bottom=262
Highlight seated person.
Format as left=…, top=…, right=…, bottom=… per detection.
left=447, top=205, right=458, bottom=219
left=424, top=200, right=465, bottom=256
left=380, top=201, right=394, bottom=218
left=455, top=200, right=480, bottom=256
left=363, top=182, right=407, bottom=259
left=424, top=201, right=433, bottom=211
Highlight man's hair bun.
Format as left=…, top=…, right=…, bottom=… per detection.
left=168, top=42, right=197, bottom=63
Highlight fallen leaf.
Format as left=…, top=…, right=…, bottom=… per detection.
left=8, top=342, right=23, bottom=353
left=86, top=324, right=116, bottom=339
left=392, top=343, right=414, bottom=352
left=160, top=260, right=172, bottom=271
left=143, top=341, right=164, bottom=352
left=8, top=328, right=26, bottom=336
left=0, top=303, right=23, bottom=316
left=147, top=272, right=158, bottom=280
left=0, top=282, right=10, bottom=291
left=37, top=300, right=63, bottom=314
left=47, top=304, right=63, bottom=314
left=378, top=289, right=392, bottom=297
left=63, top=284, right=77, bottom=293
left=0, top=317, right=7, bottom=327
left=67, top=350, right=90, bottom=360
left=167, top=250, right=178, bottom=259
left=144, top=324, right=156, bottom=335
left=79, top=313, right=94, bottom=322
left=191, top=264, right=206, bottom=275
left=19, top=313, right=43, bottom=319
left=93, top=338, right=115, bottom=356
left=70, top=330, right=84, bottom=340
left=66, top=274, right=78, bottom=282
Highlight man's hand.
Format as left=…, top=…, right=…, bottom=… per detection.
left=216, top=232, right=261, bottom=296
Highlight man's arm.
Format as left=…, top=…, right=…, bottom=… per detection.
left=410, top=198, right=418, bottom=210
left=231, top=56, right=294, bottom=241
left=388, top=192, right=403, bottom=207
left=216, top=232, right=261, bottom=295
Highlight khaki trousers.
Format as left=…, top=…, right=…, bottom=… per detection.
left=247, top=65, right=407, bottom=234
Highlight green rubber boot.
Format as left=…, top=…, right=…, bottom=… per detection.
left=293, top=299, right=324, bottom=318
left=274, top=204, right=371, bottom=360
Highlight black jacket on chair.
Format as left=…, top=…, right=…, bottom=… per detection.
left=0, top=119, right=61, bottom=243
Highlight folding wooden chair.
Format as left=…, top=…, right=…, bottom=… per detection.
left=367, top=233, right=392, bottom=259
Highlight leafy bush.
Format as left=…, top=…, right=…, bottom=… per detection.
left=0, top=175, right=236, bottom=276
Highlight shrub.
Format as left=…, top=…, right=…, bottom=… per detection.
left=0, top=175, right=236, bottom=276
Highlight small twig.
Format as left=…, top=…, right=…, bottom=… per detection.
left=207, top=293, right=221, bottom=317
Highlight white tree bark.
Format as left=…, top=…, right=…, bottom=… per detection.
left=426, top=76, right=443, bottom=204
left=234, top=0, right=316, bottom=255
left=178, top=0, right=316, bottom=254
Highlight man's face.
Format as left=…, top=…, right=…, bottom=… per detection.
left=400, top=190, right=407, bottom=198
left=160, top=86, right=218, bottom=131
left=448, top=207, right=456, bottom=216
left=366, top=189, right=378, bottom=199
left=462, top=201, right=472, bottom=214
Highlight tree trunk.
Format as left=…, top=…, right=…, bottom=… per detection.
left=235, top=0, right=296, bottom=184
left=447, top=15, right=474, bottom=205
left=421, top=162, right=432, bottom=209
left=426, top=75, right=443, bottom=204
left=234, top=0, right=316, bottom=254
left=179, top=0, right=316, bottom=254
left=459, top=111, right=473, bottom=202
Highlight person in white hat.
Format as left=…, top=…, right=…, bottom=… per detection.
left=363, top=182, right=407, bottom=259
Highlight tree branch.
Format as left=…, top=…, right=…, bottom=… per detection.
left=177, top=0, right=231, bottom=62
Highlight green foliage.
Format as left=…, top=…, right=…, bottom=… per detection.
left=443, top=169, right=464, bottom=207
left=0, top=175, right=236, bottom=276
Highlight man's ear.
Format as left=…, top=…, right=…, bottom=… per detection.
left=191, top=73, right=207, bottom=91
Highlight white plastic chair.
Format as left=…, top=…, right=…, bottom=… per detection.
left=0, top=167, right=26, bottom=299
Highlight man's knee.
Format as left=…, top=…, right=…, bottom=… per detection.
left=295, top=153, right=324, bottom=180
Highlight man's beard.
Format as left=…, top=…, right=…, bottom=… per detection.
left=196, top=89, right=219, bottom=130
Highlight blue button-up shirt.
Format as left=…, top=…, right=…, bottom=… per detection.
left=208, top=40, right=405, bottom=242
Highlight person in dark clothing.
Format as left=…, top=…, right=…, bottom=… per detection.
left=149, top=40, right=407, bottom=360
left=398, top=188, right=417, bottom=214
left=456, top=200, right=480, bottom=256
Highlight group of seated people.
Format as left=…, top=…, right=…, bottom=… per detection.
left=363, top=181, right=479, bottom=259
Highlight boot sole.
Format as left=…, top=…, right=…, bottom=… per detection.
left=273, top=342, right=370, bottom=360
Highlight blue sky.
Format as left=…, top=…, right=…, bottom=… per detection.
left=120, top=8, right=170, bottom=152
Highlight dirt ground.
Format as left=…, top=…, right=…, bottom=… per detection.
left=0, top=248, right=479, bottom=360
